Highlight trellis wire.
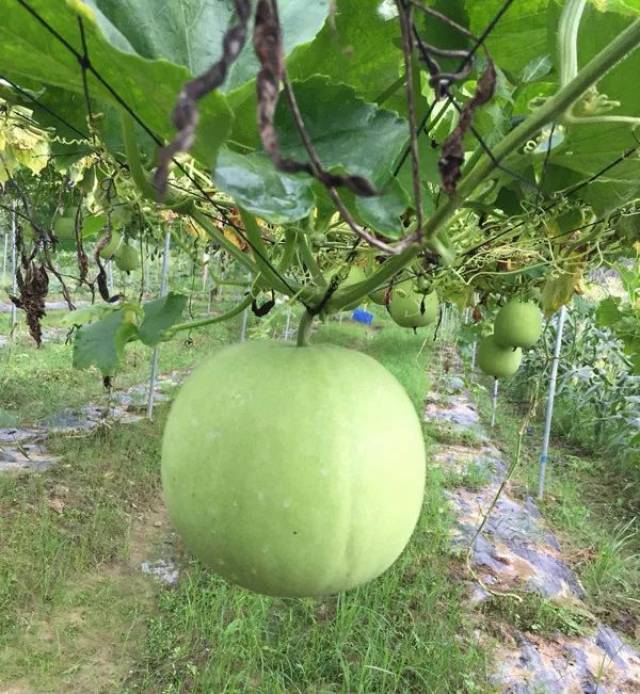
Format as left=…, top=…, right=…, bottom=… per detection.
left=146, top=228, right=172, bottom=421
left=538, top=304, right=567, bottom=500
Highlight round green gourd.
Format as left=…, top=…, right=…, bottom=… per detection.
left=388, top=283, right=438, bottom=328
left=98, top=229, right=122, bottom=259
left=161, top=341, right=426, bottom=597
left=53, top=215, right=77, bottom=241
left=114, top=243, right=140, bottom=272
left=494, top=300, right=543, bottom=349
left=477, top=335, right=522, bottom=378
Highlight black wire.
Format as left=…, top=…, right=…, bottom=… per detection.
left=0, top=73, right=89, bottom=140
left=393, top=0, right=516, bottom=179
left=562, top=144, right=639, bottom=198
left=77, top=16, right=97, bottom=144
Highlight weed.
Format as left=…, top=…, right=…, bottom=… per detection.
left=481, top=593, right=595, bottom=638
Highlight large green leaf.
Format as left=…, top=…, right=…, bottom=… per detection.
left=85, top=0, right=330, bottom=92
left=229, top=0, right=403, bottom=149
left=0, top=0, right=232, bottom=166
left=288, top=0, right=401, bottom=103
left=354, top=179, right=411, bottom=238
left=466, top=0, right=552, bottom=78
left=276, top=77, right=408, bottom=188
left=73, top=308, right=137, bottom=376
left=214, top=78, right=409, bottom=223
left=215, top=147, right=315, bottom=223
left=138, top=292, right=188, bottom=346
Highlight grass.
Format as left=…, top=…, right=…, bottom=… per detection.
left=480, top=592, right=595, bottom=638
left=470, top=372, right=640, bottom=643
left=443, top=460, right=493, bottom=491
left=0, top=300, right=242, bottom=424
left=0, top=418, right=164, bottom=689
left=422, top=419, right=485, bottom=449
left=0, top=315, right=491, bottom=693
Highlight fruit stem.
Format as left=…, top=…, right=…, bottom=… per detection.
left=296, top=310, right=314, bottom=347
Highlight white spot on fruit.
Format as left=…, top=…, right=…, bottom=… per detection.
left=217, top=558, right=225, bottom=566
left=257, top=491, right=265, bottom=501
left=319, top=468, right=328, bottom=477
left=251, top=568, right=257, bottom=575
left=282, top=499, right=292, bottom=509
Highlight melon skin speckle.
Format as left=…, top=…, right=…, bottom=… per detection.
left=161, top=341, right=426, bottom=597
left=494, top=300, right=542, bottom=349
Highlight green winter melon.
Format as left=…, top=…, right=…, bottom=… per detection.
left=477, top=335, right=522, bottom=378
left=388, top=283, right=438, bottom=328
left=161, top=341, right=426, bottom=597
left=53, top=215, right=77, bottom=241
left=494, top=300, right=543, bottom=349
left=114, top=243, right=140, bottom=272
left=98, top=229, right=122, bottom=259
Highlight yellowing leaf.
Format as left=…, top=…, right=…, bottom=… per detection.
left=542, top=271, right=581, bottom=316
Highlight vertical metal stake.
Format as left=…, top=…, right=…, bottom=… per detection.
left=10, top=202, right=17, bottom=335
left=147, top=229, right=172, bottom=420
left=538, top=304, right=567, bottom=501
left=283, top=309, right=292, bottom=341
left=491, top=378, right=499, bottom=428
left=2, top=229, right=8, bottom=279
left=240, top=304, right=249, bottom=342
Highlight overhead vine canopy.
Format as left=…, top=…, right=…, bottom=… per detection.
left=0, top=0, right=639, bottom=373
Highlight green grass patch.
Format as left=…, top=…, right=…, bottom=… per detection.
left=0, top=416, right=166, bottom=690
left=422, top=419, right=485, bottom=449
left=481, top=593, right=595, bottom=638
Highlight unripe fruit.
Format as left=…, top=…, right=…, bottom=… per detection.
left=477, top=334, right=522, bottom=378
left=388, top=282, right=438, bottom=328
left=114, top=242, right=140, bottom=272
left=494, top=300, right=542, bottom=349
left=98, top=229, right=122, bottom=259
left=161, top=341, right=426, bottom=597
left=53, top=215, right=77, bottom=241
